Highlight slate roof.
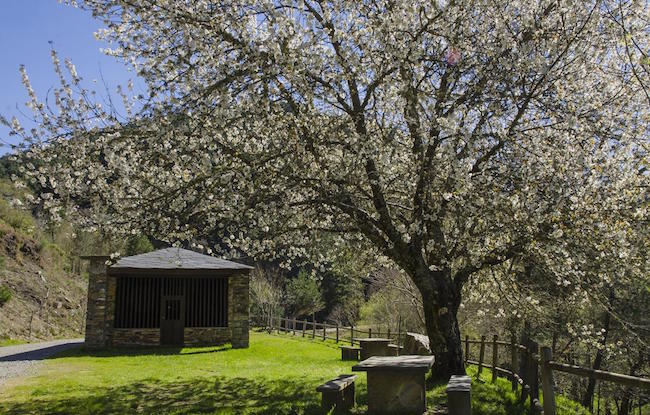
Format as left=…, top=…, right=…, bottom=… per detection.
left=108, top=248, right=253, bottom=275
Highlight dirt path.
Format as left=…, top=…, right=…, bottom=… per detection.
left=0, top=339, right=84, bottom=385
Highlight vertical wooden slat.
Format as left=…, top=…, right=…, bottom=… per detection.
left=141, top=278, right=146, bottom=328
left=220, top=278, right=225, bottom=326
left=143, top=278, right=147, bottom=328
left=223, top=278, right=227, bottom=326
left=124, top=278, right=129, bottom=328
left=150, top=278, right=154, bottom=328
left=136, top=277, right=140, bottom=327
left=214, top=278, right=218, bottom=326
left=147, top=278, right=154, bottom=328
left=130, top=277, right=135, bottom=328
left=187, top=278, right=191, bottom=326
left=140, top=277, right=148, bottom=328
left=115, top=278, right=120, bottom=327
left=207, top=278, right=211, bottom=326
left=195, top=278, right=200, bottom=326
left=197, top=278, right=200, bottom=326
left=195, top=278, right=199, bottom=326
left=138, top=278, right=142, bottom=328
left=142, top=278, right=149, bottom=328
left=199, top=278, right=205, bottom=327
left=196, top=278, right=200, bottom=326
left=217, top=278, right=220, bottom=326
left=210, top=278, right=214, bottom=326
left=114, top=278, right=120, bottom=328
left=206, top=278, right=210, bottom=326
left=205, top=278, right=208, bottom=327
left=133, top=277, right=137, bottom=327
left=204, top=278, right=208, bottom=326
left=198, top=278, right=201, bottom=326
left=224, top=278, right=229, bottom=326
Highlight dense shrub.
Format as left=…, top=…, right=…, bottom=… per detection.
left=0, top=285, right=11, bottom=307
left=125, top=235, right=154, bottom=256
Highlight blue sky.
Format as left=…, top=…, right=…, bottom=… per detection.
left=0, top=1, right=139, bottom=155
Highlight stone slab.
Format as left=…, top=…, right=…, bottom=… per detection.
left=353, top=355, right=435, bottom=372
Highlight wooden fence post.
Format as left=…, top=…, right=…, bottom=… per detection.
left=478, top=335, right=486, bottom=378
left=312, top=319, right=316, bottom=339
left=541, top=346, right=557, bottom=415
left=521, top=384, right=530, bottom=404
left=465, top=336, right=470, bottom=365
left=492, top=334, right=499, bottom=383
left=369, top=328, right=372, bottom=338
left=323, top=324, right=326, bottom=341
left=387, top=328, right=391, bottom=341
left=377, top=327, right=381, bottom=338
left=336, top=325, right=339, bottom=343
left=350, top=326, right=354, bottom=345
left=302, top=320, right=306, bottom=337
left=511, top=335, right=519, bottom=392
left=529, top=340, right=540, bottom=414
left=292, top=318, right=296, bottom=335
left=519, top=332, right=529, bottom=389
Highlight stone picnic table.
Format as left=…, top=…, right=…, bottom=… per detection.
left=354, top=337, right=391, bottom=360
left=352, top=355, right=435, bottom=414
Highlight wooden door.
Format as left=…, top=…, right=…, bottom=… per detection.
left=160, top=295, right=184, bottom=345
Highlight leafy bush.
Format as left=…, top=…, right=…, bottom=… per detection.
left=125, top=235, right=154, bottom=256
left=0, top=199, right=35, bottom=236
left=0, top=285, right=12, bottom=307
left=285, top=270, right=324, bottom=318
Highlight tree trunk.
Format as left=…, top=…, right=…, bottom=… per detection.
left=420, top=275, right=465, bottom=381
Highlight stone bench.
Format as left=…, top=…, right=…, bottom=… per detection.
left=316, top=374, right=357, bottom=413
left=340, top=345, right=361, bottom=360
left=387, top=344, right=403, bottom=356
left=446, top=375, right=471, bottom=415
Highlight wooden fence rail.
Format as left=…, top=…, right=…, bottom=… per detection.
left=252, top=315, right=650, bottom=414
left=464, top=334, right=650, bottom=415
left=252, top=315, right=407, bottom=348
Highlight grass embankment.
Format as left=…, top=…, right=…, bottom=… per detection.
left=0, top=338, right=28, bottom=347
left=0, top=331, right=589, bottom=414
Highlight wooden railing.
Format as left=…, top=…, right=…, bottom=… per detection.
left=464, top=334, right=650, bottom=415
left=251, top=315, right=407, bottom=347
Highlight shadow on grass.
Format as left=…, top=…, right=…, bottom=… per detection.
left=0, top=376, right=331, bottom=415
left=49, top=344, right=233, bottom=359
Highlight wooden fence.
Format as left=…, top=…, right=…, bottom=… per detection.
left=251, top=315, right=407, bottom=348
left=251, top=315, right=649, bottom=414
left=464, top=334, right=650, bottom=415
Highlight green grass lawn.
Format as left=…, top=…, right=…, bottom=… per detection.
left=0, top=331, right=588, bottom=414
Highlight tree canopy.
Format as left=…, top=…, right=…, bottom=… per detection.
left=3, top=0, right=648, bottom=378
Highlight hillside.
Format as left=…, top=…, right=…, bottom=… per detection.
left=0, top=178, right=87, bottom=343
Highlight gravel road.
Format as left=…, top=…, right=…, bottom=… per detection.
left=0, top=339, right=84, bottom=385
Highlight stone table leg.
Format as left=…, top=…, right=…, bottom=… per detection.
left=366, top=370, right=426, bottom=414
left=361, top=342, right=390, bottom=360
